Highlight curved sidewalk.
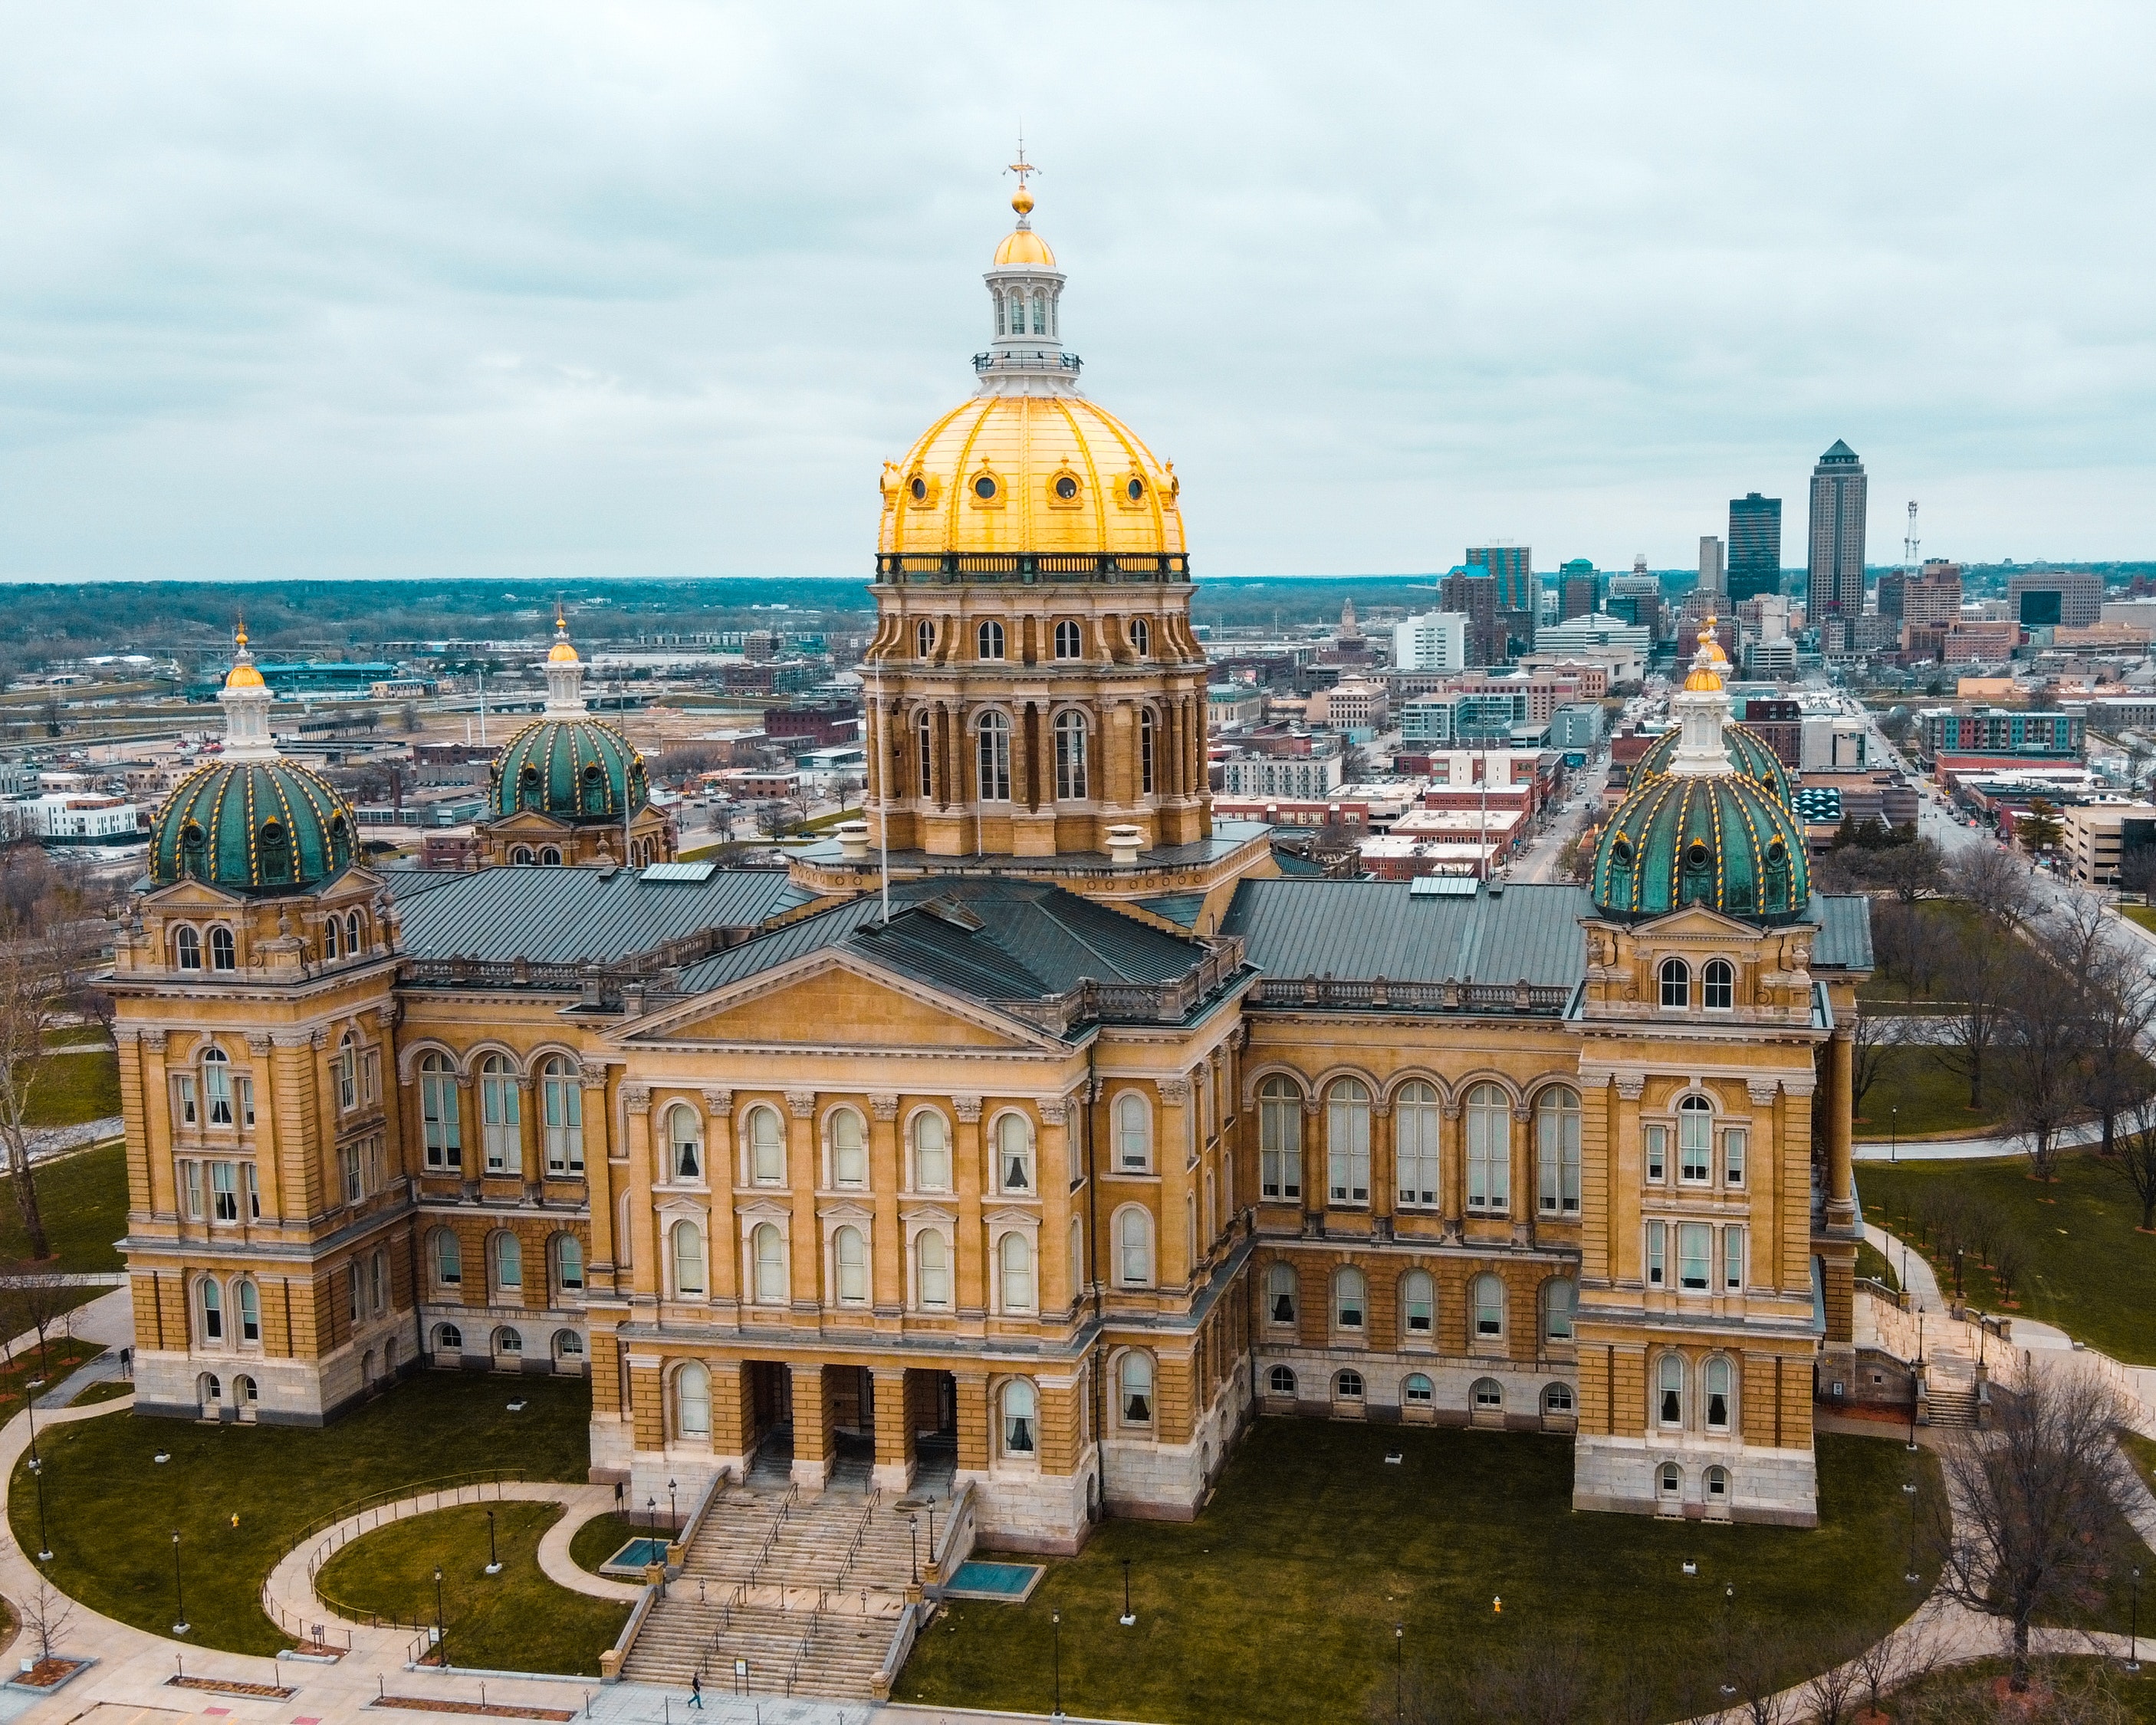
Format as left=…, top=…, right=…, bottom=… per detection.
left=264, top=1478, right=641, bottom=1644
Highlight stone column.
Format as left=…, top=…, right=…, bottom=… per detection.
left=136, top=1030, right=173, bottom=1217
left=869, top=1095, right=903, bottom=1315
left=1158, top=1076, right=1193, bottom=1286
left=1441, top=1096, right=1464, bottom=1237
left=790, top=1362, right=834, bottom=1491
left=518, top=1076, right=541, bottom=1201
left=704, top=1090, right=738, bottom=1309
left=871, top=1365, right=915, bottom=1492
left=1826, top=1027, right=1856, bottom=1228
left=786, top=1092, right=820, bottom=1317
left=1302, top=1094, right=1323, bottom=1234
left=1037, top=1099, right=1075, bottom=1310
left=245, top=1033, right=281, bottom=1224
left=953, top=1369, right=991, bottom=1477
left=1370, top=1097, right=1395, bottom=1234
left=581, top=1066, right=616, bottom=1293
left=621, top=1086, right=656, bottom=1300
left=954, top=1096, right=985, bottom=1316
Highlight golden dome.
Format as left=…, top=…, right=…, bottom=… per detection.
left=879, top=393, right=1183, bottom=558
left=994, top=225, right=1056, bottom=268
left=548, top=639, right=580, bottom=665
left=224, top=662, right=266, bottom=690
left=1682, top=664, right=1724, bottom=693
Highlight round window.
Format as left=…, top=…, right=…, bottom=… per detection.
left=1610, top=839, right=1632, bottom=867
left=1686, top=840, right=1711, bottom=871
left=974, top=475, right=997, bottom=501
left=582, top=763, right=604, bottom=783
left=909, top=475, right=926, bottom=501
left=1055, top=475, right=1078, bottom=501
left=1767, top=840, right=1786, bottom=863
left=520, top=764, right=540, bottom=783
left=1126, top=477, right=1144, bottom=502
left=181, top=821, right=205, bottom=849
left=258, top=821, right=284, bottom=849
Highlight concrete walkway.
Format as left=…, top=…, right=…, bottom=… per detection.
left=1855, top=1119, right=2108, bottom=1162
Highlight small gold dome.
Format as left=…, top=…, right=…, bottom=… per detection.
left=224, top=662, right=266, bottom=690
left=548, top=639, right=580, bottom=665
left=994, top=226, right=1057, bottom=268
left=1682, top=664, right=1724, bottom=693
left=881, top=394, right=1182, bottom=558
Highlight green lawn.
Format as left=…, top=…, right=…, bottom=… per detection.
left=1887, top=1658, right=2156, bottom=1721
left=67, top=1377, right=132, bottom=1408
left=19, top=1048, right=120, bottom=1129
left=567, top=1510, right=649, bottom=1576
left=0, top=1142, right=127, bottom=1272
left=1855, top=1046, right=2007, bottom=1140
left=0, top=1338, right=104, bottom=1419
left=8, top=1372, right=593, bottom=1654
left=1859, top=1154, right=2156, bottom=1362
left=317, top=1501, right=629, bottom=1676
left=899, top=1422, right=1940, bottom=1725
left=1855, top=1240, right=1901, bottom=1292
left=2125, top=905, right=2156, bottom=936
left=1856, top=899, right=1983, bottom=1010
left=41, top=1027, right=112, bottom=1050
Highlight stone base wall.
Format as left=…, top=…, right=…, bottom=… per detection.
left=1103, top=1359, right=1251, bottom=1518
left=963, top=1454, right=1094, bottom=1554
left=1572, top=1433, right=1818, bottom=1527
left=1254, top=1344, right=1574, bottom=1430
left=132, top=1313, right=416, bottom=1428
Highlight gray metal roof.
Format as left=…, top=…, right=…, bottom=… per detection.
left=1222, top=879, right=1591, bottom=988
left=394, top=865, right=810, bottom=964
left=1133, top=892, right=1206, bottom=928
left=1809, top=893, right=1875, bottom=971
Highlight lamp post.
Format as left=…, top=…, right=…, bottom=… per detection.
left=648, top=1496, right=658, bottom=1539
left=172, top=1530, right=189, bottom=1635
left=435, top=1566, right=447, bottom=1669
left=1891, top=1106, right=1898, bottom=1165
left=908, top=1514, right=920, bottom=1585
left=1903, top=1477, right=1921, bottom=1583
left=26, top=1451, right=51, bottom=1562
left=1051, top=1610, right=1063, bottom=1717
left=669, top=1478, right=679, bottom=1533
left=1119, top=1557, right=1136, bottom=1627
left=485, top=1508, right=501, bottom=1576
left=2131, top=1566, right=2142, bottom=1674
left=1395, top=1622, right=1405, bottom=1722
left=1954, top=1247, right=1964, bottom=1301
left=1720, top=1582, right=1736, bottom=1697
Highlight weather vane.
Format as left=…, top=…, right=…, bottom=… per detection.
left=1005, top=130, right=1037, bottom=191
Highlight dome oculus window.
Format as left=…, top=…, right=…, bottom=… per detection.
left=1053, top=474, right=1080, bottom=502
left=1126, top=477, right=1144, bottom=502
left=909, top=475, right=927, bottom=501
left=971, top=472, right=1003, bottom=505
left=1684, top=840, right=1712, bottom=872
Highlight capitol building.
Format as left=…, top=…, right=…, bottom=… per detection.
left=109, top=171, right=1871, bottom=1546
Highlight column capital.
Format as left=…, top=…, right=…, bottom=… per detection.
left=702, top=1087, right=735, bottom=1118
left=786, top=1090, right=817, bottom=1120
left=245, top=1033, right=273, bottom=1055
left=1614, top=1076, right=1646, bottom=1100
left=1037, top=1097, right=1069, bottom=1125
left=1746, top=1078, right=1782, bottom=1105
left=952, top=1096, right=982, bottom=1123
left=620, top=1083, right=652, bottom=1115
left=869, top=1092, right=899, bottom=1121
left=580, top=1063, right=613, bottom=1089
left=1158, top=1077, right=1189, bottom=1106
left=141, top=1028, right=169, bottom=1053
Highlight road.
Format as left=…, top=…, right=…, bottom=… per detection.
left=1509, top=751, right=1612, bottom=884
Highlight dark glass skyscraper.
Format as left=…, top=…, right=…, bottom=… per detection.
left=1466, top=545, right=1533, bottom=614
left=1806, top=440, right=1867, bottom=632
left=1727, top=492, right=1783, bottom=604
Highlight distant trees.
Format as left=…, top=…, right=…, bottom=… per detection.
left=2015, top=798, right=2065, bottom=859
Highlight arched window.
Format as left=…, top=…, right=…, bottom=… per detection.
left=666, top=1103, right=703, bottom=1182
left=999, top=1232, right=1034, bottom=1313
left=209, top=926, right=236, bottom=971
left=1053, top=711, right=1088, bottom=800
left=436, top=1322, right=464, bottom=1353
left=829, top=1107, right=866, bottom=1188
left=1139, top=709, right=1156, bottom=795
left=493, top=1232, right=522, bottom=1301
left=1326, top=1079, right=1371, bottom=1204
left=554, top=1329, right=583, bottom=1363
left=1114, top=1094, right=1150, bottom=1172
left=174, top=925, right=201, bottom=970
left=747, top=1104, right=785, bottom=1184
left=419, top=1053, right=461, bottom=1171
left=334, top=1033, right=360, bottom=1112
left=676, top=1362, right=712, bottom=1439
left=538, top=846, right=562, bottom=866
left=541, top=1056, right=583, bottom=1176
left=671, top=1220, right=705, bottom=1296
left=432, top=1227, right=462, bottom=1289
left=912, top=1110, right=950, bottom=1191
left=1001, top=1378, right=1037, bottom=1456
left=347, top=911, right=364, bottom=955
left=554, top=1234, right=583, bottom=1296
left=1053, top=619, right=1083, bottom=659
left=1471, top=1273, right=1505, bottom=1341
left=1333, top=1266, right=1366, bottom=1330
left=752, top=1222, right=785, bottom=1304
left=202, top=1047, right=234, bottom=1126
left=1335, top=1369, right=1366, bottom=1402
left=1704, top=1356, right=1734, bottom=1431
left=1659, top=1462, right=1682, bottom=1500
left=915, top=708, right=934, bottom=797
left=1395, top=1081, right=1439, bottom=1208
left=977, top=619, right=1006, bottom=660
left=200, top=1276, right=223, bottom=1342
left=1119, top=1351, right=1154, bottom=1424
left=833, top=1225, right=867, bottom=1304
left=1465, top=1084, right=1510, bottom=1214
left=1473, top=1378, right=1504, bottom=1411
left=1543, top=1278, right=1576, bottom=1342
left=1268, top=1364, right=1297, bottom=1395
left=1402, top=1270, right=1435, bottom=1338
left=1703, top=957, right=1735, bottom=1010
left=915, top=619, right=935, bottom=659
left=1266, top=1261, right=1298, bottom=1326
left=1404, top=1373, right=1434, bottom=1407
left=994, top=1112, right=1033, bottom=1193
left=1657, top=1353, right=1684, bottom=1427
left=915, top=1229, right=950, bottom=1308
left=1536, top=1086, right=1582, bottom=1216
left=1259, top=1076, right=1303, bottom=1201
left=237, top=1280, right=260, bottom=1343
left=1116, top=1208, right=1152, bottom=1288
left=1705, top=1464, right=1730, bottom=1501
left=479, top=1053, right=519, bottom=1175
left=324, top=915, right=340, bottom=960
left=1658, top=957, right=1690, bottom=1009
left=1543, top=1382, right=1575, bottom=1415
left=1678, top=1095, right=1713, bottom=1184
left=495, top=1327, right=524, bottom=1358
left=977, top=711, right=1012, bottom=801
left=1130, top=617, right=1152, bottom=657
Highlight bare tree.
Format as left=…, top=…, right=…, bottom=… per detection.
left=1721, top=1628, right=1799, bottom=1725
left=1999, top=948, right=2090, bottom=1181
left=1953, top=844, right=2036, bottom=932
left=1796, top=1628, right=1870, bottom=1725
left=1930, top=1365, right=2130, bottom=1692
left=2112, top=1095, right=2156, bottom=1232
left=20, top=1577, right=74, bottom=1665
left=0, top=941, right=58, bottom=1259
left=1875, top=836, right=1948, bottom=905
left=1851, top=1010, right=1895, bottom=1120
left=1850, top=1615, right=1942, bottom=1723
left=1934, top=922, right=2018, bottom=1112
left=0, top=1266, right=77, bottom=1375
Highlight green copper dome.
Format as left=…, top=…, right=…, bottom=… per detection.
left=490, top=718, right=648, bottom=824
left=150, top=761, right=357, bottom=893
left=1592, top=773, right=1810, bottom=924
left=1633, top=721, right=1793, bottom=807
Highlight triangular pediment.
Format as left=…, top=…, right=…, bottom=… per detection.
left=1624, top=903, right=1773, bottom=941
left=483, top=810, right=574, bottom=836
left=617, top=948, right=1062, bottom=1053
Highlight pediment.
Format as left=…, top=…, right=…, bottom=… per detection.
left=619, top=949, right=1063, bottom=1054
left=141, top=878, right=248, bottom=911
left=1624, top=904, right=1770, bottom=943
left=483, top=810, right=574, bottom=835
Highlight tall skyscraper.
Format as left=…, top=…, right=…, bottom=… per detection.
left=1467, top=544, right=1533, bottom=614
left=1699, top=535, right=1724, bottom=598
left=1806, top=440, right=1868, bottom=630
left=1727, top=492, right=1783, bottom=603
left=1558, top=557, right=1599, bottom=620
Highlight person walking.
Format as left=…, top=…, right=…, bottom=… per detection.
left=689, top=1674, right=703, bottom=1710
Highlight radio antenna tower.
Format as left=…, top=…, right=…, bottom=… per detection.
left=1904, top=501, right=1920, bottom=577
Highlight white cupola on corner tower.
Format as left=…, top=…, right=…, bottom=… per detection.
left=216, top=623, right=280, bottom=761
left=543, top=606, right=590, bottom=717
left=977, top=150, right=1079, bottom=399
left=1667, top=616, right=1737, bottom=778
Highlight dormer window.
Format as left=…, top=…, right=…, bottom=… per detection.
left=1704, top=958, right=1735, bottom=1010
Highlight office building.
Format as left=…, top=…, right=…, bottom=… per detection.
left=1392, top=612, right=1471, bottom=673
left=2006, top=570, right=2104, bottom=630
left=1467, top=545, right=1533, bottom=615
left=1727, top=493, right=1783, bottom=605
left=1559, top=560, right=1600, bottom=621
left=1806, top=442, right=1867, bottom=632
left=1700, top=536, right=1724, bottom=599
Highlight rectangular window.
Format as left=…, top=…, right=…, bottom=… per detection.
left=1724, top=1225, right=1745, bottom=1291
left=1396, top=1104, right=1439, bottom=1208
left=211, top=1161, right=238, bottom=1223
left=237, top=1076, right=255, bottom=1130
left=205, top=1063, right=233, bottom=1126
left=1678, top=1119, right=1711, bottom=1184
left=1678, top=1222, right=1711, bottom=1291
left=544, top=1077, right=584, bottom=1175
left=482, top=1078, right=518, bottom=1175
left=174, top=1074, right=199, bottom=1129
left=181, top=1159, right=204, bottom=1221
left=422, top=1069, right=462, bottom=1171
left=245, top=1162, right=261, bottom=1221
left=343, top=1144, right=363, bottom=1204
left=1723, top=1128, right=1746, bottom=1188
left=1326, top=1098, right=1369, bottom=1205
left=337, top=1047, right=357, bottom=1112
left=1260, top=1094, right=1300, bottom=1201
left=362, top=1050, right=382, bottom=1106
left=1644, top=1124, right=1665, bottom=1184
left=365, top=1135, right=384, bottom=1191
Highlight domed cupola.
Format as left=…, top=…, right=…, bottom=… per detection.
left=488, top=610, right=649, bottom=826
left=149, top=626, right=358, bottom=892
left=1591, top=620, right=1810, bottom=923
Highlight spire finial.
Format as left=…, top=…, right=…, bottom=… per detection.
left=235, top=615, right=249, bottom=656
left=1005, top=133, right=1037, bottom=223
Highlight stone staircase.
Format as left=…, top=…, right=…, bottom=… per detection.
left=1923, top=1352, right=1981, bottom=1431
left=620, top=1457, right=942, bottom=1698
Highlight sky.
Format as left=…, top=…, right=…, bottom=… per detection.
left=2, top=2, right=2153, bottom=583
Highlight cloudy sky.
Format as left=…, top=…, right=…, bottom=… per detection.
left=3, top=2, right=2151, bottom=583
